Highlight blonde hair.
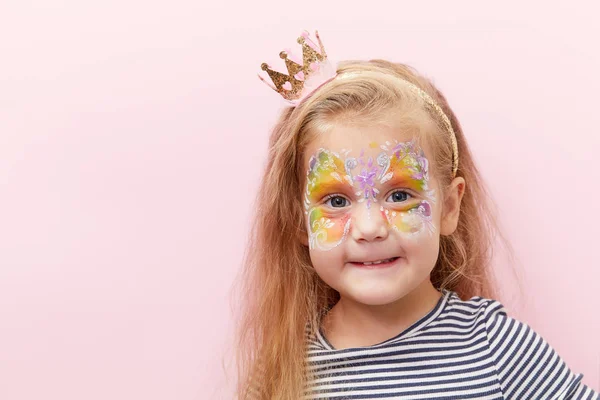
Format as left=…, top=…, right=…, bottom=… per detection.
left=233, top=59, right=511, bottom=399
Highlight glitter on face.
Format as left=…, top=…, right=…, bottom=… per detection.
left=307, top=208, right=352, bottom=250
left=380, top=200, right=435, bottom=237
left=354, top=150, right=379, bottom=210
left=304, top=139, right=436, bottom=250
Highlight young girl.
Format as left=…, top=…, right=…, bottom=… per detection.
left=234, top=30, right=600, bottom=399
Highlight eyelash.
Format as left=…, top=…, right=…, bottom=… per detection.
left=322, top=190, right=413, bottom=208
left=323, top=194, right=349, bottom=208
left=386, top=190, right=413, bottom=203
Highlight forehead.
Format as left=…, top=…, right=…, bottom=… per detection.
left=303, top=119, right=432, bottom=169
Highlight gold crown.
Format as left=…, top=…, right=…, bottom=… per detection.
left=258, top=30, right=329, bottom=101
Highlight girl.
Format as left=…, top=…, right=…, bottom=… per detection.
left=234, top=30, right=599, bottom=399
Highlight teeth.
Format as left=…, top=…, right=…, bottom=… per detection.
left=361, top=257, right=394, bottom=265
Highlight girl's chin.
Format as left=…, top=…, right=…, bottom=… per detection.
left=342, top=287, right=410, bottom=306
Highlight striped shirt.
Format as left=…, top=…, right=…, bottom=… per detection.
left=304, top=289, right=599, bottom=399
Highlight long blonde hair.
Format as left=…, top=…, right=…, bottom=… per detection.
left=233, top=59, right=510, bottom=399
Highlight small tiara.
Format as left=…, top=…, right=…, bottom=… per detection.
left=257, top=30, right=336, bottom=106
left=258, top=30, right=459, bottom=177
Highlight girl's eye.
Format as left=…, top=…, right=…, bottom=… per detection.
left=325, top=195, right=349, bottom=208
left=386, top=190, right=412, bottom=203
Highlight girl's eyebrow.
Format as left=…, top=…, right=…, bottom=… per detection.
left=307, top=180, right=353, bottom=197
left=379, top=172, right=426, bottom=192
left=307, top=171, right=426, bottom=197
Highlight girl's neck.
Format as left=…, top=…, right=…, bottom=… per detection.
left=321, top=280, right=442, bottom=350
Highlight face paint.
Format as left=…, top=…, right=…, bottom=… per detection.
left=379, top=139, right=436, bottom=238
left=304, top=138, right=436, bottom=250
left=353, top=150, right=379, bottom=210
left=307, top=208, right=352, bottom=250
left=304, top=149, right=352, bottom=250
left=380, top=201, right=435, bottom=237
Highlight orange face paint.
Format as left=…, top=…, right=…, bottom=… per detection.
left=307, top=207, right=352, bottom=250
left=380, top=201, right=435, bottom=237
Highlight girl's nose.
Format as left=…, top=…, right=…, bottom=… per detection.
left=350, top=202, right=389, bottom=243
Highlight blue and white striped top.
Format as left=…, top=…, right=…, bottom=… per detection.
left=304, top=289, right=599, bottom=399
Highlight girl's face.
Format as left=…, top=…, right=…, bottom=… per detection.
left=301, top=120, right=445, bottom=306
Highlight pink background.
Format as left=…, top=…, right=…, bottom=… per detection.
left=1, top=1, right=599, bottom=398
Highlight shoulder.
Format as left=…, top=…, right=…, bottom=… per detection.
left=452, top=292, right=597, bottom=400
left=437, top=290, right=508, bottom=327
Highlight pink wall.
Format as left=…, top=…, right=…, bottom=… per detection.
left=0, top=1, right=598, bottom=398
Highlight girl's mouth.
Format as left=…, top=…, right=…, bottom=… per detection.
left=349, top=257, right=400, bottom=268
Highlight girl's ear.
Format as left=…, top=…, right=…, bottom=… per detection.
left=440, top=176, right=466, bottom=236
left=297, top=226, right=309, bottom=247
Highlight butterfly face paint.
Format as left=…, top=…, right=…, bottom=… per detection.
left=378, top=140, right=436, bottom=237
left=304, top=149, right=353, bottom=251
left=304, top=139, right=436, bottom=251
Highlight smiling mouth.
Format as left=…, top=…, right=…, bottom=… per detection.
left=349, top=257, right=400, bottom=267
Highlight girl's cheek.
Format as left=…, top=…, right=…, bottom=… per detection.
left=307, top=208, right=352, bottom=250
left=381, top=201, right=435, bottom=237
left=325, top=215, right=351, bottom=243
